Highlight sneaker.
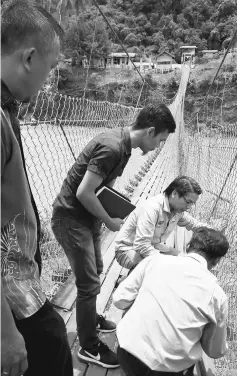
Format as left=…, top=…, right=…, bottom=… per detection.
left=78, top=341, right=119, bottom=368
left=96, top=315, right=116, bottom=333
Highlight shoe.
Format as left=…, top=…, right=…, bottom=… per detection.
left=96, top=315, right=116, bottom=333
left=78, top=341, right=119, bottom=368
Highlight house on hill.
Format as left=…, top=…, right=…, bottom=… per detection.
left=202, top=50, right=219, bottom=59
left=106, top=52, right=136, bottom=69
left=180, top=46, right=197, bottom=65
left=82, top=56, right=105, bottom=69
left=82, top=52, right=136, bottom=69
left=155, top=51, right=175, bottom=71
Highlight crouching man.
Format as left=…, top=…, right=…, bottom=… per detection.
left=113, top=227, right=229, bottom=376
left=115, top=175, right=208, bottom=269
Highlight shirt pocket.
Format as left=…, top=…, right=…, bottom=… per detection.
left=154, top=221, right=166, bottom=240
left=162, top=219, right=177, bottom=239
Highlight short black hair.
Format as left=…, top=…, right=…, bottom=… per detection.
left=1, top=0, right=64, bottom=55
left=133, top=103, right=176, bottom=136
left=164, top=175, right=202, bottom=197
left=187, top=227, right=229, bottom=259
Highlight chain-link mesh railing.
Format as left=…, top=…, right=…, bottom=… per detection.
left=179, top=52, right=237, bottom=374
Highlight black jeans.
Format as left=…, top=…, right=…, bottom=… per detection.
left=14, top=300, right=73, bottom=376
left=51, top=214, right=103, bottom=349
left=117, top=347, right=195, bottom=376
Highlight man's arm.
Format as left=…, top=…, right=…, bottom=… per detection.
left=1, top=283, right=28, bottom=375
left=155, top=243, right=179, bottom=255
left=107, top=178, right=116, bottom=188
left=113, top=257, right=151, bottom=310
left=133, top=204, right=160, bottom=258
left=177, top=212, right=209, bottom=231
left=76, top=171, right=123, bottom=232
left=201, top=293, right=228, bottom=358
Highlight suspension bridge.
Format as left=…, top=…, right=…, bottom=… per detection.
left=18, top=47, right=237, bottom=375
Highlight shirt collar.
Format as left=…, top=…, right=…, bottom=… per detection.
left=163, top=194, right=171, bottom=213
left=123, top=127, right=132, bottom=155
left=186, top=252, right=208, bottom=268
left=1, top=80, right=17, bottom=110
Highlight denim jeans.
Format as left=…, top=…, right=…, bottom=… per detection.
left=117, top=347, right=195, bottom=376
left=51, top=214, right=103, bottom=349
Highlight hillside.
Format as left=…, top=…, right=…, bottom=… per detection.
left=56, top=51, right=237, bottom=130
left=41, top=0, right=237, bottom=63
left=184, top=52, right=237, bottom=126
left=34, top=0, right=237, bottom=128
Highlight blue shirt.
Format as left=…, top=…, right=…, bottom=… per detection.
left=52, top=127, right=131, bottom=222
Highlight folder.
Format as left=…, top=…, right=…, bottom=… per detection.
left=96, top=185, right=136, bottom=219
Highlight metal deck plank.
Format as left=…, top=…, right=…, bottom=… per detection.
left=85, top=364, right=107, bottom=376
left=106, top=368, right=126, bottom=376
left=97, top=261, right=122, bottom=314
left=72, top=341, right=88, bottom=376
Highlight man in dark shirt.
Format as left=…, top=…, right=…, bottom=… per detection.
left=1, top=1, right=73, bottom=376
left=52, top=103, right=176, bottom=368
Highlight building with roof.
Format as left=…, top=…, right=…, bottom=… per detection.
left=180, top=46, right=197, bottom=65
left=82, top=52, right=137, bottom=69
left=202, top=50, right=219, bottom=59
left=155, top=51, right=175, bottom=70
left=106, top=52, right=136, bottom=69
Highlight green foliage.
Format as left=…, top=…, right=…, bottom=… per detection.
left=64, top=14, right=111, bottom=60
left=49, top=0, right=237, bottom=64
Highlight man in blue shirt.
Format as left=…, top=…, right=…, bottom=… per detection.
left=52, top=103, right=176, bottom=368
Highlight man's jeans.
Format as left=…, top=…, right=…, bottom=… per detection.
left=51, top=214, right=103, bottom=349
left=117, top=347, right=195, bottom=376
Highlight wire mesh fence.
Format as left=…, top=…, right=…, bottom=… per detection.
left=180, top=53, right=237, bottom=374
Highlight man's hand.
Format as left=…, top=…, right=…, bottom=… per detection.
left=1, top=329, right=28, bottom=376
left=106, top=217, right=124, bottom=232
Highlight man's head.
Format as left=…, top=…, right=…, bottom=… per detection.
left=164, top=175, right=202, bottom=213
left=187, top=227, right=229, bottom=270
left=1, top=0, right=64, bottom=101
left=131, top=104, right=176, bottom=154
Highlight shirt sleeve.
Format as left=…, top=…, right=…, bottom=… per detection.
left=177, top=212, right=209, bottom=231
left=133, top=204, right=160, bottom=258
left=155, top=243, right=178, bottom=255
left=1, top=136, right=6, bottom=176
left=113, top=257, right=151, bottom=310
left=201, top=288, right=228, bottom=358
left=87, top=142, right=120, bottom=181
left=1, top=113, right=9, bottom=176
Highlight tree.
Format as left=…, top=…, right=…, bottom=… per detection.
left=208, top=29, right=221, bottom=50
left=124, top=33, right=140, bottom=46
left=222, top=37, right=232, bottom=50
left=217, top=0, right=237, bottom=18
left=64, top=15, right=111, bottom=59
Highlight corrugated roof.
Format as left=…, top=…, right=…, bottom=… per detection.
left=108, top=52, right=136, bottom=57
left=156, top=51, right=175, bottom=58
left=202, top=50, right=218, bottom=53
